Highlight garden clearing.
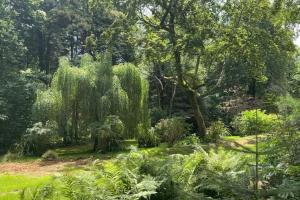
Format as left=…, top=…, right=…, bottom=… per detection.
left=0, top=136, right=258, bottom=200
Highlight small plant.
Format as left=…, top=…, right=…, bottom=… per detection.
left=20, top=183, right=55, bottom=200
left=41, top=150, right=58, bottom=161
left=2, top=151, right=21, bottom=162
left=206, top=120, right=230, bottom=143
left=91, top=115, right=125, bottom=152
left=232, top=109, right=282, bottom=136
left=155, top=117, right=190, bottom=146
left=137, top=127, right=160, bottom=148
left=179, top=134, right=200, bottom=146
left=21, top=122, right=58, bottom=156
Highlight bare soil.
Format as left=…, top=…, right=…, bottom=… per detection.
left=0, top=159, right=90, bottom=176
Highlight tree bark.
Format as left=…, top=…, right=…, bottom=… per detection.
left=168, top=9, right=206, bottom=137
left=74, top=100, right=79, bottom=143
left=71, top=100, right=79, bottom=143
left=188, top=90, right=206, bottom=137
left=59, top=111, right=68, bottom=146
left=93, top=136, right=98, bottom=152
left=169, top=83, right=177, bottom=115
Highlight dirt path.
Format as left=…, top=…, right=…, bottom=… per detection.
left=0, top=159, right=90, bottom=176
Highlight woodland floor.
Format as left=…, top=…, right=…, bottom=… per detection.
left=0, top=159, right=90, bottom=176
left=0, top=136, right=258, bottom=175
left=0, top=136, right=258, bottom=199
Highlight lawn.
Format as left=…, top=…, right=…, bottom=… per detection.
left=0, top=174, right=51, bottom=200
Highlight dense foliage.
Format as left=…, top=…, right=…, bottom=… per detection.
left=21, top=143, right=300, bottom=199
left=0, top=0, right=300, bottom=199
left=206, top=120, right=230, bottom=142
left=232, top=109, right=282, bottom=135
left=32, top=54, right=149, bottom=153
left=155, top=117, right=190, bottom=146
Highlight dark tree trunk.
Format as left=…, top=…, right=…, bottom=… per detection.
left=71, top=100, right=79, bottom=143
left=70, top=39, right=74, bottom=60
left=169, top=83, right=177, bottom=115
left=248, top=78, right=257, bottom=97
left=74, top=100, right=79, bottom=143
left=59, top=112, right=68, bottom=146
left=168, top=10, right=206, bottom=138
left=93, top=136, right=98, bottom=152
left=37, top=31, right=46, bottom=71
left=45, top=36, right=51, bottom=74
left=70, top=108, right=74, bottom=143
left=63, top=129, right=68, bottom=145
left=188, top=91, right=207, bottom=137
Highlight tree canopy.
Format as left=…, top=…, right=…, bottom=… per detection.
left=33, top=53, right=149, bottom=144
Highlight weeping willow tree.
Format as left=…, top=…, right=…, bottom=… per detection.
left=33, top=56, right=91, bottom=144
left=140, top=79, right=151, bottom=134
left=33, top=53, right=149, bottom=146
left=84, top=53, right=114, bottom=123
left=113, top=64, right=150, bottom=137
left=33, top=90, right=60, bottom=123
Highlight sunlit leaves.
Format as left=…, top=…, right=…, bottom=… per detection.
left=33, top=53, right=149, bottom=140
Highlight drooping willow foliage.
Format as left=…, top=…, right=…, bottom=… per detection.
left=33, top=53, right=149, bottom=144
left=114, top=64, right=150, bottom=137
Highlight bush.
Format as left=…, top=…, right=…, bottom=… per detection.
left=21, top=122, right=58, bottom=156
left=41, top=150, right=58, bottom=161
left=178, top=134, right=200, bottom=146
left=20, top=184, right=55, bottom=200
left=192, top=149, right=251, bottom=199
left=206, top=120, right=230, bottom=143
left=2, top=151, right=21, bottom=162
left=232, top=109, right=282, bottom=136
left=155, top=117, right=190, bottom=146
left=91, top=115, right=124, bottom=152
left=137, top=127, right=160, bottom=148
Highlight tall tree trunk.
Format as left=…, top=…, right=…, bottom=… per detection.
left=169, top=83, right=177, bottom=115
left=169, top=10, right=206, bottom=137
left=59, top=111, right=68, bottom=146
left=72, top=100, right=79, bottom=143
left=74, top=100, right=79, bottom=143
left=45, top=36, right=51, bottom=74
left=188, top=90, right=206, bottom=137
left=38, top=31, right=45, bottom=71
left=70, top=38, right=74, bottom=60
left=93, top=136, right=98, bottom=152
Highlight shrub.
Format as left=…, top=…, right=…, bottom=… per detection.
left=91, top=115, right=125, bottom=152
left=21, top=122, right=58, bottom=156
left=137, top=127, right=160, bottom=148
left=178, top=134, right=200, bottom=146
left=20, top=184, right=55, bottom=200
left=206, top=120, right=230, bottom=142
left=232, top=109, right=282, bottom=136
left=155, top=117, right=190, bottom=146
left=41, top=150, right=58, bottom=161
left=2, top=151, right=21, bottom=162
left=193, top=149, right=251, bottom=199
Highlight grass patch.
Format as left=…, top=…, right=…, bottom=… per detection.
left=54, top=140, right=138, bottom=161
left=223, top=135, right=242, bottom=142
left=0, top=174, right=51, bottom=200
left=141, top=143, right=195, bottom=156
